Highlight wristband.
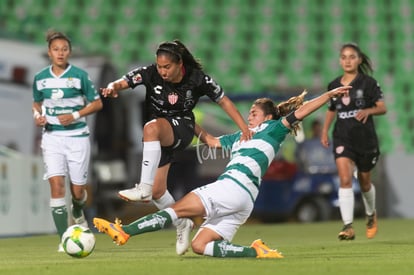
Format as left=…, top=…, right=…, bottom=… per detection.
left=285, top=111, right=301, bottom=127
left=72, top=111, right=80, bottom=120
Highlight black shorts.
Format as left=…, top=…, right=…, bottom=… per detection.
left=159, top=116, right=195, bottom=167
left=333, top=143, right=380, bottom=172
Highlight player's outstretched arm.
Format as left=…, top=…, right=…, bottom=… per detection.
left=282, top=86, right=351, bottom=129
left=100, top=78, right=129, bottom=98
left=194, top=123, right=221, bottom=148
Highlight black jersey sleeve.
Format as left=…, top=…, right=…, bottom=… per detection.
left=122, top=65, right=154, bottom=89
left=199, top=74, right=225, bottom=103
left=366, top=76, right=384, bottom=104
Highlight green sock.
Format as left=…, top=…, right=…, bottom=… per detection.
left=51, top=205, right=68, bottom=238
left=212, top=240, right=257, bottom=258
left=122, top=210, right=173, bottom=236
left=71, top=193, right=87, bottom=219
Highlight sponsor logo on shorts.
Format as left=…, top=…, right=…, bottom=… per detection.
left=336, top=146, right=345, bottom=154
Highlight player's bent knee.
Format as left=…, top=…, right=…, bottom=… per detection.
left=143, top=120, right=164, bottom=137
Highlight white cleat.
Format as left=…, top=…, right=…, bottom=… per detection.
left=57, top=243, right=64, bottom=253
left=176, top=218, right=194, bottom=255
left=118, top=183, right=153, bottom=202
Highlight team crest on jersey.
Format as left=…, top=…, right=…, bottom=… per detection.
left=341, top=95, right=350, bottom=106
left=66, top=77, right=74, bottom=88
left=168, top=92, right=178, bottom=105
left=132, top=73, right=142, bottom=84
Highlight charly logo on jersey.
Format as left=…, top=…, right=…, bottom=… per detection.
left=154, top=85, right=162, bottom=94
left=66, top=77, right=75, bottom=88
left=355, top=89, right=365, bottom=108
left=168, top=92, right=178, bottom=105
left=132, top=73, right=142, bottom=84
left=51, top=88, right=64, bottom=99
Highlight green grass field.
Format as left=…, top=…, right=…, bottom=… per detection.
left=1, top=218, right=413, bottom=275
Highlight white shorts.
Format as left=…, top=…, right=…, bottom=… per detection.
left=192, top=179, right=254, bottom=241
left=41, top=133, right=90, bottom=185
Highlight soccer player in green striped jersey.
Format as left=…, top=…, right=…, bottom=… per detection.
left=94, top=86, right=350, bottom=258
left=32, top=30, right=102, bottom=252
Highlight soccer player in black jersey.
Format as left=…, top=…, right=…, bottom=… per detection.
left=320, top=43, right=387, bottom=240
left=100, top=40, right=250, bottom=254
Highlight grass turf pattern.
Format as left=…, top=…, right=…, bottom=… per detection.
left=1, top=218, right=413, bottom=275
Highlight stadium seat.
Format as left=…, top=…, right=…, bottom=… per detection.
left=0, top=0, right=411, bottom=163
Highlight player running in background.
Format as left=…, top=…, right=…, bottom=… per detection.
left=100, top=39, right=251, bottom=254
left=320, top=43, right=387, bottom=240
left=94, top=86, right=351, bottom=258
left=32, top=30, right=103, bottom=252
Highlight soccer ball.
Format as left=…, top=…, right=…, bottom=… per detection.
left=61, top=225, right=96, bottom=258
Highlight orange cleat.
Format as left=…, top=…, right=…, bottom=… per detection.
left=366, top=212, right=378, bottom=239
left=93, top=217, right=130, bottom=245
left=251, top=239, right=284, bottom=258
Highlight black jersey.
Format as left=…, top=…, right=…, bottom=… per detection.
left=123, top=64, right=224, bottom=124
left=327, top=73, right=384, bottom=152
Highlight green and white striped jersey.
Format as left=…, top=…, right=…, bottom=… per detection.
left=33, top=64, right=100, bottom=137
left=218, top=119, right=290, bottom=202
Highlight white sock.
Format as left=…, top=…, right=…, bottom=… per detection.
left=153, top=190, right=175, bottom=210
left=140, top=141, right=161, bottom=185
left=362, top=183, right=376, bottom=216
left=338, top=187, right=354, bottom=225
left=50, top=197, right=66, bottom=207
left=203, top=241, right=214, bottom=256
left=164, top=207, right=178, bottom=223
left=164, top=206, right=187, bottom=228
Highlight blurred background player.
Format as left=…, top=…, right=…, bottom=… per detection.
left=295, top=118, right=336, bottom=174
left=94, top=86, right=351, bottom=258
left=32, top=30, right=103, bottom=252
left=100, top=39, right=251, bottom=252
left=320, top=43, right=387, bottom=240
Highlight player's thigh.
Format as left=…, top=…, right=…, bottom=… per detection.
left=65, top=136, right=90, bottom=185
left=41, top=133, right=66, bottom=178
left=143, top=118, right=174, bottom=145
left=164, top=117, right=194, bottom=150
left=193, top=180, right=253, bottom=241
